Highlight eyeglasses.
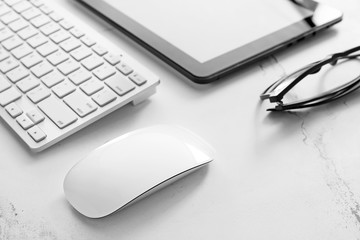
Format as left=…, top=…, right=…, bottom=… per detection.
left=260, top=46, right=360, bottom=111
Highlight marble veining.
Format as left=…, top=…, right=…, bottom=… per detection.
left=292, top=110, right=360, bottom=232
left=0, top=198, right=59, bottom=240
left=260, top=52, right=360, bottom=232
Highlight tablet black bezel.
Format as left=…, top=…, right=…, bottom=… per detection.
left=79, top=0, right=342, bottom=83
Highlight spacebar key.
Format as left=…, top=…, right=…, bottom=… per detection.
left=38, top=96, right=78, bottom=129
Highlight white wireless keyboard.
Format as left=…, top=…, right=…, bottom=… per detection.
left=0, top=0, right=160, bottom=152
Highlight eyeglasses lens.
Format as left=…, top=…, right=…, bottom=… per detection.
left=274, top=58, right=360, bottom=107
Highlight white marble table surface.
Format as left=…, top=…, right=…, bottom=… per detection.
left=2, top=0, right=360, bottom=239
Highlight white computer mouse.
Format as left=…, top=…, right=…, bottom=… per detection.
left=63, top=125, right=214, bottom=218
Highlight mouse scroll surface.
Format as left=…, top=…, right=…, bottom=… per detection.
left=64, top=126, right=214, bottom=218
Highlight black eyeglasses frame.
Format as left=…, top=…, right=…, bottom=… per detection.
left=260, top=46, right=360, bottom=111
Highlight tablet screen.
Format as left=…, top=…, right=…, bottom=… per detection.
left=103, top=0, right=312, bottom=63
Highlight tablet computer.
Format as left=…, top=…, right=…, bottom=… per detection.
left=79, top=0, right=343, bottom=83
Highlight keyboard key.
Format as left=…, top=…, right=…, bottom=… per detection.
left=91, top=88, right=117, bottom=107
left=39, top=21, right=60, bottom=36
left=27, top=33, right=48, bottom=48
left=64, top=91, right=97, bottom=117
left=0, top=48, right=10, bottom=61
left=129, top=73, right=147, bottom=86
left=0, top=4, right=11, bottom=16
left=21, top=52, right=42, bottom=68
left=30, top=14, right=50, bottom=28
left=116, top=62, right=133, bottom=75
left=0, top=28, right=14, bottom=42
left=5, top=102, right=22, bottom=118
left=2, top=36, right=23, bottom=51
left=80, top=78, right=103, bottom=95
left=4, top=0, right=22, bottom=6
left=27, top=85, right=51, bottom=103
left=11, top=43, right=33, bottom=59
left=59, top=19, right=73, bottom=30
left=48, top=12, right=62, bottom=22
left=12, top=1, right=32, bottom=13
left=17, top=26, right=37, bottom=40
left=1, top=11, right=20, bottom=24
left=21, top=7, right=41, bottom=20
left=16, top=114, right=34, bottom=130
left=93, top=63, right=116, bottom=80
left=16, top=76, right=39, bottom=92
left=8, top=18, right=29, bottom=32
left=92, top=44, right=108, bottom=56
left=105, top=74, right=135, bottom=96
left=31, top=61, right=53, bottom=78
left=68, top=67, right=92, bottom=85
left=39, top=5, right=53, bottom=15
left=47, top=50, right=68, bottom=65
left=57, top=58, right=80, bottom=75
left=6, top=66, right=29, bottom=83
left=26, top=108, right=44, bottom=124
left=41, top=69, right=64, bottom=87
left=0, top=75, right=11, bottom=92
left=0, top=57, right=19, bottom=73
left=0, top=87, right=21, bottom=106
left=29, top=0, right=44, bottom=8
left=38, top=95, right=77, bottom=129
left=69, top=27, right=84, bottom=38
left=59, top=37, right=80, bottom=52
left=49, top=29, right=70, bottom=43
left=70, top=46, right=92, bottom=61
left=81, top=54, right=103, bottom=71
left=80, top=35, right=95, bottom=47
left=36, top=41, right=58, bottom=57
left=104, top=53, right=121, bottom=65
left=27, top=125, right=46, bottom=142
left=52, top=80, right=75, bottom=98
